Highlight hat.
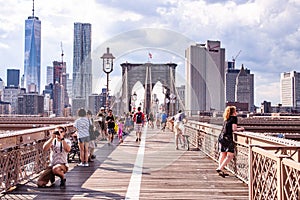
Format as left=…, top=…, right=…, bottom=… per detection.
left=100, top=107, right=105, bottom=110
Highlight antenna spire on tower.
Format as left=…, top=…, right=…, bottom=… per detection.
left=32, top=0, right=35, bottom=17
left=61, top=42, right=64, bottom=64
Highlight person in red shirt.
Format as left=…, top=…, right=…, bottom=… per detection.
left=133, top=107, right=145, bottom=142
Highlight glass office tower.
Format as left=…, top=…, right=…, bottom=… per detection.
left=72, top=23, right=92, bottom=109
left=7, top=69, right=20, bottom=87
left=24, top=14, right=41, bottom=93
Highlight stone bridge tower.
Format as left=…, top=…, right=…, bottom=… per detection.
left=120, top=62, right=177, bottom=115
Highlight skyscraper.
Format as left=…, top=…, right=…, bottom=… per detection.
left=225, top=63, right=254, bottom=111
left=235, top=65, right=254, bottom=111
left=18, top=92, right=44, bottom=115
left=72, top=23, right=92, bottom=109
left=185, top=41, right=225, bottom=114
left=53, top=61, right=68, bottom=116
left=24, top=1, right=41, bottom=93
left=46, top=66, right=53, bottom=85
left=0, top=78, right=4, bottom=101
left=280, top=71, right=300, bottom=107
left=7, top=69, right=20, bottom=87
left=225, top=61, right=240, bottom=103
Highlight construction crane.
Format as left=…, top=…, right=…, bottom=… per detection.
left=232, top=50, right=242, bottom=68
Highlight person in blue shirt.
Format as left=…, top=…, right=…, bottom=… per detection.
left=161, top=111, right=168, bottom=132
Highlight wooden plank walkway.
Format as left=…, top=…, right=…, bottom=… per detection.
left=1, top=126, right=248, bottom=200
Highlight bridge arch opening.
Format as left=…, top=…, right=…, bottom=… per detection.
left=130, top=81, right=145, bottom=113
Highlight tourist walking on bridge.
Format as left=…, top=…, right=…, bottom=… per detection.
left=133, top=107, right=145, bottom=142
left=87, top=110, right=97, bottom=162
left=216, top=106, right=244, bottom=177
left=106, top=109, right=116, bottom=145
left=124, top=112, right=132, bottom=134
left=155, top=111, right=161, bottom=129
left=161, top=111, right=167, bottom=132
left=173, top=110, right=186, bottom=150
left=96, top=107, right=107, bottom=140
left=74, top=108, right=90, bottom=167
left=148, top=111, right=154, bottom=129
left=37, top=126, right=71, bottom=189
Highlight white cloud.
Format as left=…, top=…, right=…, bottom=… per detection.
left=0, top=0, right=300, bottom=107
left=0, top=42, right=9, bottom=49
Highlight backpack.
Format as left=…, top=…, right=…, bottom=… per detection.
left=136, top=112, right=143, bottom=124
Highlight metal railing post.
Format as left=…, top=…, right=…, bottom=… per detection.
left=249, top=145, right=254, bottom=200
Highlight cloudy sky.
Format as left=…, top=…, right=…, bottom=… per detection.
left=0, top=0, right=300, bottom=106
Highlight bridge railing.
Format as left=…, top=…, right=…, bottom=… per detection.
left=184, top=120, right=300, bottom=199
left=0, top=124, right=74, bottom=193
left=249, top=146, right=300, bottom=200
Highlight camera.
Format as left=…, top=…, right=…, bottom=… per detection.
left=53, top=131, right=60, bottom=135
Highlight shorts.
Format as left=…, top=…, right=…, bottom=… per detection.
left=174, top=122, right=183, bottom=135
left=53, top=163, right=69, bottom=173
left=107, top=128, right=115, bottom=135
left=78, top=136, right=90, bottom=143
left=37, top=166, right=54, bottom=184
left=135, top=123, right=143, bottom=132
left=219, top=140, right=235, bottom=153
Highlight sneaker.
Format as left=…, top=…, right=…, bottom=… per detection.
left=139, top=138, right=141, bottom=141
left=136, top=138, right=138, bottom=142
left=84, top=163, right=89, bottom=167
left=60, top=178, right=66, bottom=189
left=175, top=146, right=179, bottom=150
left=77, top=162, right=85, bottom=167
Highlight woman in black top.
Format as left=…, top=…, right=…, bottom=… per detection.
left=105, top=109, right=115, bottom=145
left=216, top=106, right=244, bottom=177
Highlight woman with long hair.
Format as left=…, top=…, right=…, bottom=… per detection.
left=216, top=106, right=244, bottom=177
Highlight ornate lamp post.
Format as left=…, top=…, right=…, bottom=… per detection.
left=170, top=93, right=176, bottom=116
left=154, top=98, right=159, bottom=113
left=101, top=47, right=115, bottom=109
left=162, top=84, right=170, bottom=115
left=131, top=91, right=137, bottom=112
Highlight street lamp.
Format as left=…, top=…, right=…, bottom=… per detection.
left=131, top=91, right=137, bottom=112
left=101, top=47, right=115, bottom=109
left=162, top=84, right=170, bottom=115
left=169, top=93, right=176, bottom=116
left=155, top=98, right=159, bottom=113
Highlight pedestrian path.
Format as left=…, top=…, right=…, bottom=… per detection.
left=1, top=126, right=248, bottom=199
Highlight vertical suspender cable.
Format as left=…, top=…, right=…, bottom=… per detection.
left=144, top=65, right=148, bottom=112
left=149, top=65, right=152, bottom=113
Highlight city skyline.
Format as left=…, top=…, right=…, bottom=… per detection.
left=0, top=0, right=300, bottom=106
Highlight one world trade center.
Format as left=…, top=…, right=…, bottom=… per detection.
left=24, top=0, right=41, bottom=93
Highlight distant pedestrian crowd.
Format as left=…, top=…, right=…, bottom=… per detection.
left=37, top=106, right=192, bottom=189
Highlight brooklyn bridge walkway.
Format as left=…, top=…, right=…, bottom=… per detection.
left=2, top=127, right=248, bottom=200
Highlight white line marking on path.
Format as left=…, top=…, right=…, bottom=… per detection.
left=125, top=126, right=147, bottom=200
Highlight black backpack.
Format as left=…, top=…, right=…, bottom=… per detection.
left=136, top=112, right=143, bottom=123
